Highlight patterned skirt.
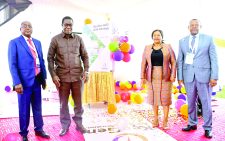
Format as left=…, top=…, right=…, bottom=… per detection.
left=147, top=66, right=172, bottom=106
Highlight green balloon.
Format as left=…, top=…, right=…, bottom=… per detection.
left=108, top=41, right=119, bottom=52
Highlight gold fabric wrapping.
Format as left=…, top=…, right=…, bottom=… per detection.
left=83, top=72, right=116, bottom=104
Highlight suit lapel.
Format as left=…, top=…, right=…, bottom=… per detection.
left=19, top=35, right=33, bottom=57
left=184, top=36, right=190, bottom=53
left=33, top=39, right=40, bottom=57
left=194, top=34, right=202, bottom=56
left=145, top=45, right=152, bottom=65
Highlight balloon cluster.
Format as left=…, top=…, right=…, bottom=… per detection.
left=173, top=85, right=188, bottom=119
left=108, top=36, right=135, bottom=62
left=115, top=81, right=140, bottom=90
left=173, top=84, right=218, bottom=120
left=115, top=92, right=144, bottom=104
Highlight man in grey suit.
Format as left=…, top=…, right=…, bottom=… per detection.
left=177, top=19, right=218, bottom=139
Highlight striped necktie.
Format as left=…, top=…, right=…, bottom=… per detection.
left=191, top=35, right=196, bottom=53
left=27, top=38, right=40, bottom=75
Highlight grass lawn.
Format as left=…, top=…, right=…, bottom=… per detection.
left=215, top=85, right=225, bottom=99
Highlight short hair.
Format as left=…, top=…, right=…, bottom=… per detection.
left=189, top=19, right=201, bottom=25
left=62, top=16, right=73, bottom=25
left=151, top=29, right=164, bottom=39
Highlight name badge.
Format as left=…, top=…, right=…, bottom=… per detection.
left=185, top=53, right=194, bottom=64
left=36, top=57, right=40, bottom=68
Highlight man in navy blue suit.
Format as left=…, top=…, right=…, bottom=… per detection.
left=8, top=21, right=50, bottom=141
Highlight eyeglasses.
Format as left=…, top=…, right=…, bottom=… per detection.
left=21, top=24, right=32, bottom=29
left=63, top=23, right=73, bottom=27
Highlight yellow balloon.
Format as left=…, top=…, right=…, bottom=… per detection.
left=134, top=93, right=144, bottom=104
left=180, top=104, right=188, bottom=119
left=119, top=82, right=125, bottom=87
left=84, top=18, right=92, bottom=24
left=181, top=87, right=186, bottom=94
left=126, top=83, right=132, bottom=89
left=172, top=88, right=179, bottom=94
left=69, top=95, right=74, bottom=107
left=130, top=92, right=137, bottom=103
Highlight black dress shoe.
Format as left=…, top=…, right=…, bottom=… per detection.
left=205, top=130, right=213, bottom=138
left=182, top=125, right=197, bottom=131
left=35, top=131, right=50, bottom=139
left=59, top=128, right=69, bottom=136
left=76, top=125, right=88, bottom=133
left=22, top=136, right=28, bottom=141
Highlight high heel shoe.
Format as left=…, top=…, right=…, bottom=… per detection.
left=162, top=120, right=169, bottom=130
left=152, top=119, right=159, bottom=128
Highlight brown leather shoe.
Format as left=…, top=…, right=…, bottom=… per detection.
left=35, top=131, right=50, bottom=139
left=182, top=125, right=197, bottom=131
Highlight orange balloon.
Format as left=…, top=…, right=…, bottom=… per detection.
left=108, top=103, right=117, bottom=114
left=128, top=100, right=132, bottom=105
left=120, top=42, right=131, bottom=52
left=115, top=94, right=121, bottom=103
left=133, top=84, right=137, bottom=90
left=120, top=85, right=126, bottom=90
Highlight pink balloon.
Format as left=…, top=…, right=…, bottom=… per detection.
left=110, top=52, right=114, bottom=60
left=123, top=52, right=131, bottom=62
left=123, top=36, right=129, bottom=42
left=175, top=99, right=186, bottom=111
left=120, top=93, right=129, bottom=102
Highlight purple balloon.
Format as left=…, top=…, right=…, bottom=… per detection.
left=113, top=50, right=124, bottom=61
left=119, top=36, right=125, bottom=43
left=212, top=92, right=216, bottom=96
left=177, top=93, right=186, bottom=101
left=176, top=85, right=181, bottom=90
left=131, top=81, right=136, bottom=85
left=5, top=86, right=11, bottom=92
left=123, top=36, right=128, bottom=42
left=116, top=81, right=120, bottom=87
left=129, top=44, right=135, bottom=54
